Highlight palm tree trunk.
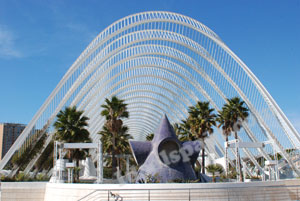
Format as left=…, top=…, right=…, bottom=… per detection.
left=225, top=135, right=228, bottom=177
left=201, top=139, right=205, bottom=174
left=119, top=158, right=122, bottom=174
left=68, top=150, right=72, bottom=162
left=76, top=159, right=80, bottom=182
left=117, top=157, right=121, bottom=175
left=234, top=132, right=243, bottom=182
left=112, top=133, right=117, bottom=179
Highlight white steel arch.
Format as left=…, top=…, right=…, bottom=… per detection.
left=1, top=11, right=300, bottom=177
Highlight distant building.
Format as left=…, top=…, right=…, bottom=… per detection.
left=0, top=123, right=26, bottom=160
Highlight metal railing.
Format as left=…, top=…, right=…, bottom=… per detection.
left=78, top=184, right=300, bottom=201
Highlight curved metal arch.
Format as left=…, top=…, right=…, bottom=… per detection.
left=124, top=119, right=157, bottom=134
left=78, top=53, right=239, bottom=159
left=88, top=115, right=155, bottom=143
left=118, top=93, right=186, bottom=120
left=87, top=103, right=165, bottom=140
left=63, top=25, right=227, bottom=123
left=74, top=11, right=221, bottom=70
left=126, top=110, right=162, bottom=124
left=127, top=128, right=153, bottom=140
left=69, top=52, right=230, bottom=157
left=0, top=12, right=223, bottom=170
left=39, top=14, right=296, bottom=152
left=208, top=30, right=300, bottom=144
left=126, top=111, right=161, bottom=126
left=66, top=24, right=230, bottom=109
left=109, top=42, right=288, bottom=170
left=123, top=96, right=183, bottom=123
left=127, top=127, right=155, bottom=138
left=88, top=112, right=159, bottom=141
left=79, top=72, right=199, bottom=127
left=118, top=88, right=188, bottom=113
left=84, top=17, right=300, bottom=152
left=1, top=11, right=299, bottom=177
left=127, top=127, right=153, bottom=140
left=80, top=81, right=191, bottom=124
left=81, top=74, right=192, bottom=132
left=107, top=13, right=296, bottom=146
left=84, top=63, right=211, bottom=115
left=69, top=35, right=284, bottom=163
left=90, top=108, right=160, bottom=140
left=71, top=42, right=217, bottom=112
left=75, top=51, right=213, bottom=117
left=81, top=74, right=196, bottom=140
left=123, top=100, right=174, bottom=121
left=68, top=13, right=300, bottom=174
left=68, top=45, right=244, bottom=144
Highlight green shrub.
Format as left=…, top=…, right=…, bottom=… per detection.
left=103, top=166, right=113, bottom=178
left=15, top=172, right=31, bottom=181
left=12, top=132, right=48, bottom=171
left=170, top=178, right=199, bottom=183
left=0, top=174, right=14, bottom=182
left=36, top=140, right=54, bottom=171
left=36, top=173, right=49, bottom=181
left=138, top=173, right=160, bottom=183
left=206, top=164, right=224, bottom=182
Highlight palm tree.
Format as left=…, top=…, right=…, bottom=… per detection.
left=173, top=121, right=196, bottom=141
left=218, top=97, right=249, bottom=182
left=206, top=164, right=224, bottom=182
left=115, top=126, right=133, bottom=172
left=216, top=109, right=232, bottom=176
left=98, top=125, right=132, bottom=174
left=187, top=101, right=216, bottom=174
left=100, top=96, right=129, bottom=178
left=174, top=120, right=202, bottom=177
left=53, top=106, right=91, bottom=179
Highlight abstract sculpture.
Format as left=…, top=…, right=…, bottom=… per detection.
left=79, top=156, right=97, bottom=181
left=130, top=115, right=201, bottom=183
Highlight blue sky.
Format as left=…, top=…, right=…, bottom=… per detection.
left=0, top=0, right=299, bottom=132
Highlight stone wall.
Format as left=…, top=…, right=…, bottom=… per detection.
left=44, top=180, right=300, bottom=201
left=1, top=182, right=46, bottom=201
left=1, top=180, right=300, bottom=201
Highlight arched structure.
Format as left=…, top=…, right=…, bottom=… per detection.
left=1, top=11, right=300, bottom=177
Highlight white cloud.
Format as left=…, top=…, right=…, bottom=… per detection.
left=65, top=23, right=98, bottom=42
left=65, top=23, right=86, bottom=32
left=0, top=26, right=22, bottom=58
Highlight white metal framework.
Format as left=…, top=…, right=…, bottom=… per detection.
left=53, top=141, right=103, bottom=183
left=1, top=11, right=299, bottom=178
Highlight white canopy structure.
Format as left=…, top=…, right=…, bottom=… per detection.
left=1, top=11, right=299, bottom=178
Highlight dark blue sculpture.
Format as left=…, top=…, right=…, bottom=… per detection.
left=130, top=115, right=201, bottom=183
